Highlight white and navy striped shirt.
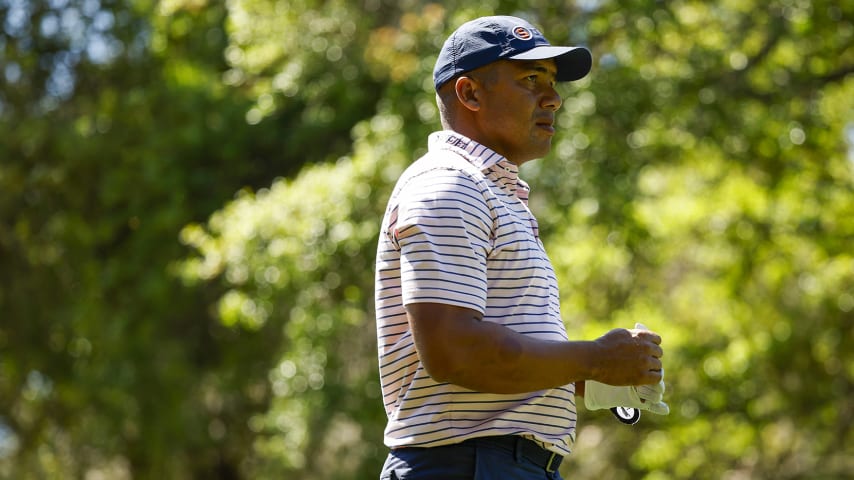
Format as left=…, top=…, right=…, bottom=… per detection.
left=374, top=131, right=576, bottom=456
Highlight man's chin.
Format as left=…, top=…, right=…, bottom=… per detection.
left=530, top=140, right=553, bottom=160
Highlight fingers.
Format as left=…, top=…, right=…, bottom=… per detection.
left=648, top=354, right=663, bottom=370
left=636, top=329, right=662, bottom=346
left=593, top=326, right=666, bottom=385
left=633, top=323, right=663, bottom=358
left=635, top=372, right=665, bottom=401
left=638, top=367, right=663, bottom=385
left=630, top=327, right=670, bottom=416
left=637, top=331, right=663, bottom=366
left=646, top=400, right=670, bottom=416
left=636, top=357, right=664, bottom=385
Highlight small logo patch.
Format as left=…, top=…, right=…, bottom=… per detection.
left=512, top=26, right=532, bottom=41
left=611, top=406, right=641, bottom=425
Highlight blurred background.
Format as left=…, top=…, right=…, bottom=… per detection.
left=1, top=0, right=852, bottom=478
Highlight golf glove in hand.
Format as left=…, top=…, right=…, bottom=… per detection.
left=584, top=380, right=644, bottom=411
left=583, top=323, right=671, bottom=415
left=634, top=371, right=670, bottom=415
left=584, top=380, right=670, bottom=415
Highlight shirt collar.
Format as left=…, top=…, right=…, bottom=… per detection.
left=428, top=130, right=531, bottom=201
left=428, top=130, right=508, bottom=171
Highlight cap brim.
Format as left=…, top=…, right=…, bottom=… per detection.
left=509, top=46, right=592, bottom=81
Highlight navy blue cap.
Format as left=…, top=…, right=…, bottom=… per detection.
left=433, top=16, right=592, bottom=91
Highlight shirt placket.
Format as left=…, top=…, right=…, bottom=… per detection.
left=487, top=165, right=540, bottom=240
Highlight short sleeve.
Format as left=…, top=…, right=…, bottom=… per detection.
left=393, top=168, right=493, bottom=313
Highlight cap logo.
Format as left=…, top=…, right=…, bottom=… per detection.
left=512, top=26, right=532, bottom=41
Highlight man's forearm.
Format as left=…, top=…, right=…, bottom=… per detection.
left=407, top=301, right=664, bottom=394
left=407, top=302, right=600, bottom=393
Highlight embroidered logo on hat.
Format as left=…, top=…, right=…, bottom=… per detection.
left=512, top=26, right=533, bottom=41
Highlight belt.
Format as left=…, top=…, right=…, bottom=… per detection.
left=464, top=435, right=563, bottom=473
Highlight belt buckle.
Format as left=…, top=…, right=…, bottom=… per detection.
left=545, top=451, right=559, bottom=473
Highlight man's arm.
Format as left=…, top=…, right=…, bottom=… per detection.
left=406, top=302, right=663, bottom=394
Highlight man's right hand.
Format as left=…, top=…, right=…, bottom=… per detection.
left=584, top=323, right=669, bottom=415
left=589, top=325, right=664, bottom=386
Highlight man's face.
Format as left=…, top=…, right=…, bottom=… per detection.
left=470, top=59, right=562, bottom=165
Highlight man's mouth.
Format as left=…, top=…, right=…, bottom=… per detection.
left=536, top=119, right=555, bottom=134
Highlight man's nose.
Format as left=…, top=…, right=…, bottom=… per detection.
left=542, top=86, right=562, bottom=111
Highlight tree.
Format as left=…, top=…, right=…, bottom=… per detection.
left=184, top=1, right=852, bottom=478
left=1, top=0, right=284, bottom=477
left=2, top=0, right=851, bottom=478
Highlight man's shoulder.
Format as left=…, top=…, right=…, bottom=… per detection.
left=400, top=148, right=483, bottom=184
left=388, top=149, right=489, bottom=208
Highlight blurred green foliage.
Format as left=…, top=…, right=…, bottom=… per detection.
left=1, top=0, right=852, bottom=479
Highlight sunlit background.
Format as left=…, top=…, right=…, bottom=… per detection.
left=1, top=0, right=852, bottom=478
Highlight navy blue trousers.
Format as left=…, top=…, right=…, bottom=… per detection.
left=379, top=436, right=565, bottom=480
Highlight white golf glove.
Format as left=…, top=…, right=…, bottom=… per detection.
left=584, top=380, right=669, bottom=415
left=583, top=323, right=670, bottom=416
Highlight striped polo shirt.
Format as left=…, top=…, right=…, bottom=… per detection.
left=374, top=130, right=576, bottom=456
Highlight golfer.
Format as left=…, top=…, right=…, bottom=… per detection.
left=374, top=15, right=669, bottom=480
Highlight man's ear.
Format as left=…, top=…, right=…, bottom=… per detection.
left=454, top=76, right=480, bottom=112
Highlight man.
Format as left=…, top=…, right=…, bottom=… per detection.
left=375, top=15, right=669, bottom=480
